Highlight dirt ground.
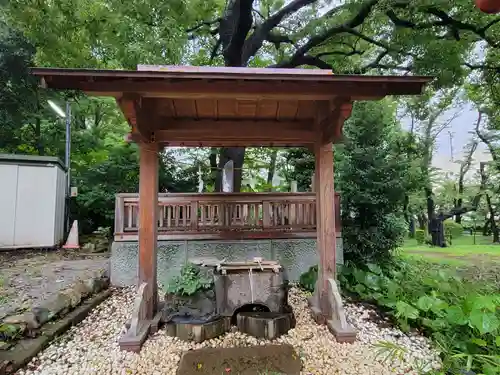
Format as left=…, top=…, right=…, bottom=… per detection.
left=0, top=249, right=109, bottom=320
left=177, top=344, right=302, bottom=375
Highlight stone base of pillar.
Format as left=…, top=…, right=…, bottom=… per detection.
left=308, top=278, right=357, bottom=343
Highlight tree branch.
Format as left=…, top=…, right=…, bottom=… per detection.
left=475, top=111, right=500, bottom=169
left=274, top=0, right=381, bottom=68
left=270, top=54, right=331, bottom=69
left=386, top=7, right=500, bottom=48
left=464, top=62, right=500, bottom=73
left=425, top=6, right=499, bottom=48
left=186, top=18, right=221, bottom=33
left=241, top=0, right=317, bottom=64
left=265, top=32, right=294, bottom=50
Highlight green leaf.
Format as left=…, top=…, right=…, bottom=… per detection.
left=469, top=310, right=500, bottom=335
left=353, top=269, right=367, bottom=284
left=379, top=297, right=397, bottom=309
left=354, top=283, right=367, bottom=296
left=363, top=272, right=381, bottom=291
left=416, top=295, right=435, bottom=312
left=422, top=318, right=447, bottom=331
left=367, top=263, right=382, bottom=275
left=496, top=336, right=500, bottom=347
left=395, top=301, right=419, bottom=320
left=416, top=295, right=448, bottom=314
left=470, top=338, right=488, bottom=347
left=470, top=295, right=498, bottom=313
left=446, top=306, right=468, bottom=326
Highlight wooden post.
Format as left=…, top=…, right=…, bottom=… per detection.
left=314, top=142, right=336, bottom=316
left=138, top=141, right=159, bottom=319
left=290, top=181, right=297, bottom=225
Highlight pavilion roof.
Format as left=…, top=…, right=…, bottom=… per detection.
left=31, top=65, right=432, bottom=147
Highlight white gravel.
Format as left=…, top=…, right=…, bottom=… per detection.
left=16, top=287, right=441, bottom=375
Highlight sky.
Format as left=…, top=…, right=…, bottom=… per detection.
left=430, top=102, right=491, bottom=179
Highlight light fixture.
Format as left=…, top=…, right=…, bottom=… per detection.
left=47, top=100, right=66, bottom=118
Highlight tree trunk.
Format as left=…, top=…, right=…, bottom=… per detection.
left=485, top=194, right=499, bottom=243
left=209, top=147, right=218, bottom=189
left=216, top=147, right=245, bottom=192
left=267, top=149, right=278, bottom=191
left=417, top=212, right=427, bottom=231
left=425, top=187, right=435, bottom=235
left=425, top=186, right=445, bottom=247
left=454, top=194, right=462, bottom=224
left=483, top=218, right=491, bottom=236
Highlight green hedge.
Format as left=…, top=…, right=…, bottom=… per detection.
left=415, top=229, right=426, bottom=244
left=444, top=219, right=463, bottom=240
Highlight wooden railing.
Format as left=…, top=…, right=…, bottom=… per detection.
left=114, top=192, right=340, bottom=241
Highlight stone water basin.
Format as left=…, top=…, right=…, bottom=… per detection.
left=163, top=259, right=295, bottom=342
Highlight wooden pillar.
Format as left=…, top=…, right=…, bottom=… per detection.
left=138, top=141, right=159, bottom=319
left=314, top=141, right=336, bottom=315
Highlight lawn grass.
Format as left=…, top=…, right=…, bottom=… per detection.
left=401, top=234, right=500, bottom=257
left=400, top=252, right=469, bottom=266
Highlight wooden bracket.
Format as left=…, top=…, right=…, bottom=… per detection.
left=117, top=95, right=159, bottom=143
left=321, top=98, right=353, bottom=144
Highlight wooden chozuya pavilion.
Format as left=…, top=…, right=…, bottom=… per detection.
left=32, top=65, right=431, bottom=350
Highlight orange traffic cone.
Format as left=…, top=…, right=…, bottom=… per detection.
left=63, top=220, right=80, bottom=249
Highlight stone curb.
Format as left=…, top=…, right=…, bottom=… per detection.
left=0, top=289, right=112, bottom=375
left=1, top=270, right=109, bottom=340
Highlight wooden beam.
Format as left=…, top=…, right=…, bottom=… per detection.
left=162, top=119, right=310, bottom=131
left=76, top=80, right=415, bottom=100
left=314, top=141, right=336, bottom=317
left=138, top=142, right=159, bottom=320
left=154, top=120, right=316, bottom=146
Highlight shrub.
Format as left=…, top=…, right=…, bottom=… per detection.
left=164, top=264, right=213, bottom=296
left=415, top=229, right=426, bottom=244
left=299, top=265, right=317, bottom=292
left=338, top=259, right=500, bottom=374
left=444, top=220, right=463, bottom=240
left=336, top=101, right=410, bottom=265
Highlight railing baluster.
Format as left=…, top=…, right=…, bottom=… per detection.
left=191, top=200, right=199, bottom=230
left=159, top=205, right=164, bottom=229
left=127, top=204, right=133, bottom=229
left=183, top=205, right=187, bottom=227
left=115, top=192, right=332, bottom=239
left=262, top=201, right=270, bottom=228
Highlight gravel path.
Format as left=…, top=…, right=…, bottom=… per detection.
left=16, top=287, right=440, bottom=375
left=0, top=251, right=109, bottom=320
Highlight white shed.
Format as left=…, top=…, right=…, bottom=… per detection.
left=0, top=154, right=66, bottom=249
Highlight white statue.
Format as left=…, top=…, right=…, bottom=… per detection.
left=197, top=166, right=204, bottom=193
left=222, top=160, right=234, bottom=192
